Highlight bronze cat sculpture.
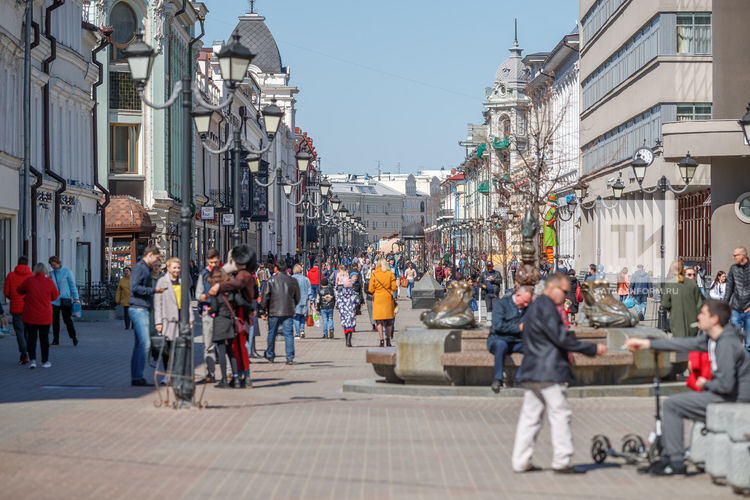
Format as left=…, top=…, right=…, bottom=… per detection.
left=421, top=280, right=477, bottom=329
left=581, top=280, right=639, bottom=328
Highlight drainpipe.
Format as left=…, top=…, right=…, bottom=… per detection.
left=23, top=8, right=41, bottom=260
left=92, top=28, right=112, bottom=281
left=30, top=166, right=44, bottom=265
left=43, top=0, right=66, bottom=258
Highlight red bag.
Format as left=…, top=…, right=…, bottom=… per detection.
left=687, top=351, right=712, bottom=391
left=222, top=295, right=247, bottom=337
left=306, top=315, right=314, bottom=327
left=575, top=284, right=583, bottom=303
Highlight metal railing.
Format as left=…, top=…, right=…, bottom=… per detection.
left=77, top=282, right=117, bottom=310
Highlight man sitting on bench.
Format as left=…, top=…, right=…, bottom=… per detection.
left=626, top=299, right=750, bottom=476
left=487, top=285, right=533, bottom=393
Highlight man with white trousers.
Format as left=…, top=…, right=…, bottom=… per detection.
left=511, top=273, right=607, bottom=474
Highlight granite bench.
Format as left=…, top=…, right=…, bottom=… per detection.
left=703, top=403, right=750, bottom=494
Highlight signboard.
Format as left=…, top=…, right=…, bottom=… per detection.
left=240, top=218, right=250, bottom=230
left=201, top=206, right=215, bottom=220
left=222, top=213, right=234, bottom=226
left=249, top=159, right=269, bottom=222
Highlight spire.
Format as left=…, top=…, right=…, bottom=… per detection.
left=249, top=0, right=256, bottom=14
left=514, top=18, right=518, bottom=45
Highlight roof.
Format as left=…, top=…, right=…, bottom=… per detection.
left=401, top=223, right=425, bottom=240
left=105, top=196, right=155, bottom=234
left=330, top=181, right=404, bottom=197
left=232, top=13, right=282, bottom=74
left=493, top=39, right=531, bottom=89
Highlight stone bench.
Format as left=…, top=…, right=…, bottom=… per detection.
left=703, top=403, right=750, bottom=494
left=366, top=325, right=672, bottom=386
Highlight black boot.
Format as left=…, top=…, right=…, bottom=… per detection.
left=386, top=337, right=392, bottom=347
left=249, top=337, right=262, bottom=358
left=346, top=332, right=352, bottom=348
left=379, top=339, right=384, bottom=347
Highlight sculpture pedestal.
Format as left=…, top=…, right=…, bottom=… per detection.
left=394, top=327, right=460, bottom=385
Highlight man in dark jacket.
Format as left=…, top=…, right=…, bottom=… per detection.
left=259, top=261, right=300, bottom=365
left=626, top=299, right=750, bottom=476
left=129, top=245, right=165, bottom=386
left=479, top=262, right=503, bottom=313
left=512, top=273, right=606, bottom=474
left=725, top=246, right=750, bottom=354
left=487, top=286, right=533, bottom=393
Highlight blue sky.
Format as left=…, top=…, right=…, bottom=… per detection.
left=201, top=0, right=579, bottom=176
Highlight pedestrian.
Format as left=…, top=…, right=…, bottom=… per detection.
left=365, top=262, right=377, bottom=332
left=509, top=256, right=518, bottom=285
left=584, top=263, right=597, bottom=281
left=48, top=256, right=79, bottom=346
left=694, top=262, right=707, bottom=297
left=566, top=269, right=582, bottom=323
left=725, top=247, right=750, bottom=354
left=195, top=248, right=221, bottom=382
left=189, top=259, right=199, bottom=298
left=708, top=270, right=727, bottom=301
left=368, top=258, right=398, bottom=347
left=307, top=260, right=320, bottom=298
left=129, top=245, right=166, bottom=386
left=4, top=255, right=32, bottom=365
left=617, top=267, right=630, bottom=302
left=511, top=273, right=607, bottom=473
left=259, top=261, right=300, bottom=365
left=292, top=264, right=312, bottom=339
left=629, top=264, right=653, bottom=321
left=153, top=257, right=194, bottom=385
left=115, top=267, right=132, bottom=330
left=626, top=300, right=750, bottom=476
left=256, top=262, right=270, bottom=293
left=338, top=282, right=359, bottom=347
left=662, top=261, right=703, bottom=337
left=317, top=277, right=336, bottom=339
left=404, top=262, right=417, bottom=299
left=208, top=267, right=240, bottom=388
left=479, top=261, right=502, bottom=313
left=208, top=245, right=259, bottom=385
left=18, top=263, right=60, bottom=369
left=487, top=286, right=533, bottom=393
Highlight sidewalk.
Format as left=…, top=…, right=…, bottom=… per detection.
left=0, top=299, right=731, bottom=499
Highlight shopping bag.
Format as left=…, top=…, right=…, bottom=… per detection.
left=306, top=314, right=314, bottom=327
left=72, top=301, right=82, bottom=318
left=312, top=311, right=321, bottom=328
left=623, top=295, right=636, bottom=309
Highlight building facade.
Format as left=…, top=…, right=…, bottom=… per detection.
left=578, top=0, right=713, bottom=278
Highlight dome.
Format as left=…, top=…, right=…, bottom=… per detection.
left=493, top=39, right=530, bottom=89
left=105, top=196, right=155, bottom=234
left=232, top=13, right=282, bottom=74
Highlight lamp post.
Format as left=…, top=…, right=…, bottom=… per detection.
left=739, top=103, right=750, bottom=145
left=629, top=151, right=698, bottom=330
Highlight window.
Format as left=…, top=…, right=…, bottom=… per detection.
left=110, top=2, right=137, bottom=61
left=109, top=71, right=141, bottom=110
left=735, top=192, right=750, bottom=224
left=677, top=13, right=711, bottom=55
left=0, top=218, right=11, bottom=295
left=677, top=103, right=712, bottom=121
left=110, top=124, right=139, bottom=174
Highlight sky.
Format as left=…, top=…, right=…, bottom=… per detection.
left=201, top=0, right=579, bottom=177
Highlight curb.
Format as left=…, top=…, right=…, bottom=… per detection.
left=343, top=378, right=691, bottom=398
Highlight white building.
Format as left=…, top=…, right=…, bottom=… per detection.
left=1, top=0, right=104, bottom=287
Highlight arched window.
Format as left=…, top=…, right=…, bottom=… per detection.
left=420, top=201, right=425, bottom=212
left=110, top=2, right=137, bottom=61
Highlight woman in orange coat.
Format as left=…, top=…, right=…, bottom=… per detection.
left=368, top=258, right=398, bottom=347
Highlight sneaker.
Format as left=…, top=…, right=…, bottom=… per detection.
left=491, top=379, right=503, bottom=393
left=239, top=378, right=247, bottom=389
left=131, top=378, right=153, bottom=387
left=329, top=332, right=334, bottom=339
left=285, top=360, right=294, bottom=365
left=214, top=380, right=229, bottom=389
left=72, top=336, right=78, bottom=346
left=553, top=466, right=586, bottom=474
left=29, top=360, right=37, bottom=369
left=41, top=361, right=52, bottom=368
left=650, top=460, right=687, bottom=476
left=322, top=334, right=329, bottom=339
left=19, top=355, right=30, bottom=365
left=300, top=332, right=305, bottom=339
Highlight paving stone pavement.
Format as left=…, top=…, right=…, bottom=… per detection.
left=0, top=299, right=734, bottom=499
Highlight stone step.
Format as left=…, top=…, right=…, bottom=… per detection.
left=440, top=350, right=633, bottom=367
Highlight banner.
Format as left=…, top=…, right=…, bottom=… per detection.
left=249, top=159, right=269, bottom=222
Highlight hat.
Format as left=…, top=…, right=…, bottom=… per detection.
left=230, top=245, right=256, bottom=268
left=486, top=262, right=494, bottom=267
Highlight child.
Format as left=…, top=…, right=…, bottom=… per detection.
left=208, top=268, right=243, bottom=388
left=318, top=277, right=336, bottom=339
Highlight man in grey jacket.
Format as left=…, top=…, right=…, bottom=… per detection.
left=726, top=246, right=750, bottom=354
left=259, top=261, right=300, bottom=365
left=626, top=299, right=750, bottom=476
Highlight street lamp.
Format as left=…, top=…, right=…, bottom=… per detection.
left=678, top=152, right=698, bottom=185
left=631, top=155, right=648, bottom=184
left=191, top=106, right=214, bottom=138
left=122, top=33, right=155, bottom=86
left=739, top=103, right=750, bottom=144
left=611, top=176, right=625, bottom=200
left=319, top=179, right=332, bottom=197
left=217, top=32, right=254, bottom=86
left=331, top=196, right=342, bottom=212
left=247, top=153, right=260, bottom=174
left=573, top=181, right=588, bottom=200
left=296, top=149, right=312, bottom=172
left=261, top=101, right=283, bottom=138
left=282, top=179, right=293, bottom=197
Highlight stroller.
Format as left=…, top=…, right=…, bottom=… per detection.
left=591, top=350, right=663, bottom=465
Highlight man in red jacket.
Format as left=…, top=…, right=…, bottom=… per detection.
left=307, top=261, right=320, bottom=298
left=18, top=263, right=59, bottom=369
left=4, top=256, right=32, bottom=365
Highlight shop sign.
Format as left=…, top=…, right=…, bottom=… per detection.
left=222, top=213, right=234, bottom=226
left=201, top=206, right=215, bottom=220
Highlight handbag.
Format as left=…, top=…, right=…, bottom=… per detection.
left=400, top=277, right=408, bottom=288
left=72, top=301, right=82, bottom=318
left=222, top=295, right=247, bottom=338
left=306, top=314, right=314, bottom=327
left=52, top=270, right=73, bottom=307
left=575, top=284, right=583, bottom=303
left=623, top=295, right=636, bottom=309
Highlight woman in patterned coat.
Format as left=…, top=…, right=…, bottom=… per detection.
left=337, top=285, right=359, bottom=348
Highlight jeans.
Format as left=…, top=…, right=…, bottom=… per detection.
left=730, top=309, right=750, bottom=353
left=321, top=308, right=334, bottom=336
left=311, top=284, right=319, bottom=298
left=129, top=307, right=151, bottom=381
left=407, top=280, right=414, bottom=298
left=293, top=314, right=306, bottom=336
left=52, top=304, right=76, bottom=343
left=265, top=316, right=294, bottom=362
left=122, top=306, right=130, bottom=329
left=487, top=335, right=523, bottom=381
left=11, top=314, right=26, bottom=356
left=634, top=294, right=648, bottom=320
left=25, top=323, right=50, bottom=363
